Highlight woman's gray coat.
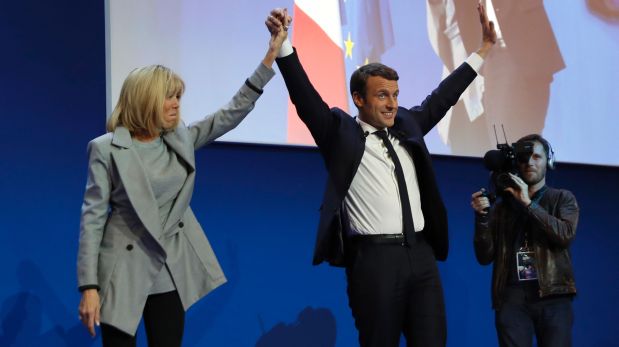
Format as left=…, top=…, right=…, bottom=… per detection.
left=77, top=63, right=274, bottom=335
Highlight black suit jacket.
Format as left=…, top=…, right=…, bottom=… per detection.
left=276, top=49, right=478, bottom=267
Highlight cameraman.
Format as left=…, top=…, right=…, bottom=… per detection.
left=470, top=134, right=579, bottom=347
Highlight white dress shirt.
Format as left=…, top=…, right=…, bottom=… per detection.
left=344, top=119, right=425, bottom=235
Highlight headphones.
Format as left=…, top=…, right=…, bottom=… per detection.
left=539, top=137, right=556, bottom=170
left=532, top=136, right=556, bottom=170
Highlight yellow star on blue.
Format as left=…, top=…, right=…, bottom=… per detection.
left=344, top=32, right=354, bottom=59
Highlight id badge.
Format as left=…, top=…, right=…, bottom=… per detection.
left=516, top=249, right=538, bottom=281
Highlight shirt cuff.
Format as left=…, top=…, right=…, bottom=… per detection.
left=278, top=39, right=294, bottom=58
left=465, top=52, right=484, bottom=74
left=78, top=284, right=100, bottom=292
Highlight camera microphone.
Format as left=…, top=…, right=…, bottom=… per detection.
left=483, top=149, right=505, bottom=171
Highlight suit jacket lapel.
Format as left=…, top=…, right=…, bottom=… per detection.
left=161, top=129, right=196, bottom=234
left=162, top=128, right=195, bottom=173
left=391, top=118, right=425, bottom=148
left=111, top=127, right=163, bottom=240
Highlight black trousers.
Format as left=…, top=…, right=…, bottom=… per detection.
left=495, top=286, right=573, bottom=347
left=101, top=290, right=185, bottom=347
left=345, top=232, right=446, bottom=347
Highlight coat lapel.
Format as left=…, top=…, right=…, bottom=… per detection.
left=110, top=127, right=163, bottom=240
left=161, top=128, right=196, bottom=235
left=392, top=118, right=424, bottom=150
left=109, top=126, right=198, bottom=239
left=162, top=127, right=195, bottom=173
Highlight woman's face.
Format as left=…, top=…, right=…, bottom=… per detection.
left=162, top=94, right=180, bottom=129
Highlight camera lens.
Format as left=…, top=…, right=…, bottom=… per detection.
left=496, top=172, right=516, bottom=191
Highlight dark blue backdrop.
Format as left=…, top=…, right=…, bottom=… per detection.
left=1, top=1, right=617, bottom=346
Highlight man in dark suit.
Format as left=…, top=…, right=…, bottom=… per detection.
left=267, top=4, right=496, bottom=346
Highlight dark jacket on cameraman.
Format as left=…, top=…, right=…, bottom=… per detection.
left=474, top=186, right=579, bottom=309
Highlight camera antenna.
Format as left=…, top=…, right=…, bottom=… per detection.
left=492, top=124, right=500, bottom=146
left=501, top=124, right=509, bottom=143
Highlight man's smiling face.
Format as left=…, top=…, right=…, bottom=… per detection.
left=354, top=75, right=399, bottom=129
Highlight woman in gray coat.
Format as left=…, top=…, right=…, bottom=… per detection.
left=76, top=22, right=288, bottom=346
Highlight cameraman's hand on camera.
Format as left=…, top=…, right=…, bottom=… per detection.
left=505, top=173, right=532, bottom=207
left=471, top=189, right=491, bottom=215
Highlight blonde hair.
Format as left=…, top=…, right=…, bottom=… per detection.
left=107, top=65, right=185, bottom=137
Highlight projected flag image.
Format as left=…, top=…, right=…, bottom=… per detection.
left=107, top=0, right=618, bottom=166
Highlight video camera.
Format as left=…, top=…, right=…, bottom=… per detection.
left=483, top=126, right=534, bottom=193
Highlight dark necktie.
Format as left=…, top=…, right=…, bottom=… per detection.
left=374, top=130, right=414, bottom=245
